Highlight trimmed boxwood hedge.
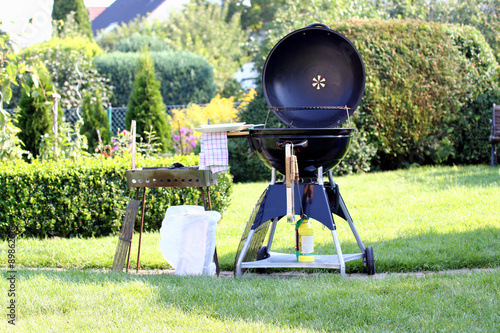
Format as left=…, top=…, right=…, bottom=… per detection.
left=94, top=51, right=216, bottom=107
left=240, top=19, right=500, bottom=175
left=0, top=155, right=233, bottom=238
left=333, top=20, right=500, bottom=169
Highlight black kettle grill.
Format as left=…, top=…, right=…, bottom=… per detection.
left=234, top=24, right=374, bottom=277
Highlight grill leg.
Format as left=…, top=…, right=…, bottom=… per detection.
left=331, top=229, right=346, bottom=279
left=265, top=217, right=280, bottom=252
left=136, top=187, right=147, bottom=273
left=339, top=195, right=366, bottom=253
left=126, top=188, right=141, bottom=273
left=235, top=229, right=255, bottom=277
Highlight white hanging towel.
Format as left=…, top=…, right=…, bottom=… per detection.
left=199, top=132, right=228, bottom=173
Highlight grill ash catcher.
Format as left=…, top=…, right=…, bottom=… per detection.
left=233, top=23, right=374, bottom=278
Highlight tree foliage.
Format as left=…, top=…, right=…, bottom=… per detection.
left=227, top=0, right=288, bottom=33
left=126, top=52, right=171, bottom=152
left=1, top=33, right=26, bottom=110
left=6, top=37, right=111, bottom=112
left=52, top=0, right=93, bottom=38
left=17, top=38, right=110, bottom=111
left=95, top=1, right=251, bottom=96
left=164, top=1, right=251, bottom=95
left=114, top=33, right=172, bottom=53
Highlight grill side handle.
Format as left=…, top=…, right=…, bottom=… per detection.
left=276, top=139, right=308, bottom=149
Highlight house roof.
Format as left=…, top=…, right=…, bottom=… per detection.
left=91, top=0, right=167, bottom=35
left=87, top=7, right=107, bottom=21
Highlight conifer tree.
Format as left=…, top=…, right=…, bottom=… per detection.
left=52, top=0, right=93, bottom=38
left=17, top=66, right=62, bottom=158
left=126, top=52, right=171, bottom=152
left=80, top=90, right=111, bottom=152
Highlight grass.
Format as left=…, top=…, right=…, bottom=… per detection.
left=2, top=165, right=499, bottom=273
left=0, top=268, right=498, bottom=332
left=0, top=165, right=499, bottom=331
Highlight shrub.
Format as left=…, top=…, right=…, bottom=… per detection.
left=0, top=116, right=32, bottom=161
left=94, top=51, right=216, bottom=107
left=332, top=127, right=378, bottom=176
left=17, top=65, right=62, bottom=158
left=229, top=88, right=286, bottom=183
left=38, top=118, right=89, bottom=162
left=0, top=154, right=233, bottom=238
left=31, top=36, right=103, bottom=59
left=227, top=137, right=273, bottom=183
left=168, top=92, right=256, bottom=138
left=244, top=18, right=500, bottom=170
left=95, top=2, right=251, bottom=95
left=445, top=25, right=500, bottom=164
left=237, top=87, right=283, bottom=129
left=335, top=20, right=500, bottom=168
left=11, top=38, right=111, bottom=110
left=172, top=127, right=197, bottom=155
left=80, top=90, right=112, bottom=152
left=126, top=52, right=171, bottom=152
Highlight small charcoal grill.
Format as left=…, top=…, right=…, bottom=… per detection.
left=112, top=165, right=220, bottom=275
left=234, top=23, right=374, bottom=278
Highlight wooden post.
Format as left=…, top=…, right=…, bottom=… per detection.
left=51, top=93, right=61, bottom=159
left=130, top=120, right=136, bottom=169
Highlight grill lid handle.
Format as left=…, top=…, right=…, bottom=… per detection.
left=306, top=23, right=330, bottom=29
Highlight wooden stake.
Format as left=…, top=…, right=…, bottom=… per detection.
left=130, top=120, right=136, bottom=169
left=51, top=93, right=61, bottom=159
left=112, top=199, right=141, bottom=271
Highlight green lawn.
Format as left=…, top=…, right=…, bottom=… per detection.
left=0, top=268, right=498, bottom=332
left=1, top=165, right=499, bottom=331
left=3, top=165, right=499, bottom=273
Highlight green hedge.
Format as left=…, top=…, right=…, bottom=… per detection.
left=94, top=51, right=216, bottom=107
left=332, top=20, right=500, bottom=169
left=0, top=155, right=233, bottom=238
left=114, top=34, right=172, bottom=53
left=243, top=19, right=500, bottom=171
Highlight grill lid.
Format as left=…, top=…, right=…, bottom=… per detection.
left=262, top=23, right=365, bottom=128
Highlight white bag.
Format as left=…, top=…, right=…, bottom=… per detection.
left=159, top=205, right=220, bottom=276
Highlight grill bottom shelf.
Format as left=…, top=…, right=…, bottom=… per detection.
left=240, top=251, right=363, bottom=270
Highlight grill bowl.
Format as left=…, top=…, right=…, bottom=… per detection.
left=248, top=128, right=353, bottom=177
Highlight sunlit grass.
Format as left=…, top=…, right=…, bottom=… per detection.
left=0, top=165, right=499, bottom=332
left=2, top=165, right=498, bottom=274
left=0, top=268, right=498, bottom=332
